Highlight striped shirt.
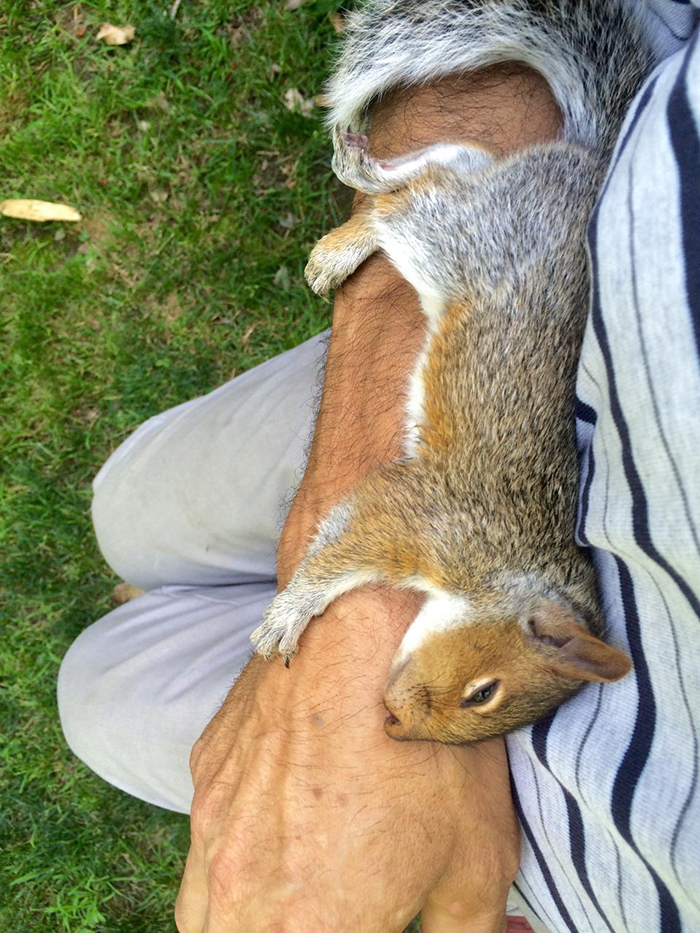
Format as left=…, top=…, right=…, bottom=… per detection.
left=507, top=3, right=700, bottom=931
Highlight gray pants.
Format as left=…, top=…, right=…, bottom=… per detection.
left=57, top=328, right=549, bottom=930
left=57, top=333, right=327, bottom=814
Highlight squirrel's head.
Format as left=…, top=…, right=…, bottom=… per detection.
left=383, top=589, right=631, bottom=744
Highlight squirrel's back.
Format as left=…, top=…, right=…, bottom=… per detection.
left=327, top=0, right=658, bottom=156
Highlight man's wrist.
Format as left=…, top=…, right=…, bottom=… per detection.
left=251, top=587, right=423, bottom=701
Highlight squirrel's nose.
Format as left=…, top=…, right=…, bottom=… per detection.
left=384, top=666, right=432, bottom=729
left=385, top=655, right=410, bottom=693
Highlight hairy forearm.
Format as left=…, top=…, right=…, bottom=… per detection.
left=278, top=65, right=562, bottom=588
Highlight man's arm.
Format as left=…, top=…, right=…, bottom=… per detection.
left=176, top=66, right=561, bottom=933
left=279, top=64, right=564, bottom=580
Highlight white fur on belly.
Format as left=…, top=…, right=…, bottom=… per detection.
left=403, top=349, right=427, bottom=458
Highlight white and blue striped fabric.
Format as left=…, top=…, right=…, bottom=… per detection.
left=507, top=2, right=700, bottom=931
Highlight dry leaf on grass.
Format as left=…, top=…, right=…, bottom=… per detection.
left=0, top=199, right=82, bottom=222
left=241, top=321, right=259, bottom=347
left=113, top=582, right=146, bottom=605
left=329, top=12, right=346, bottom=33
left=285, top=0, right=305, bottom=9
left=283, top=88, right=314, bottom=117
left=73, top=4, right=87, bottom=38
left=278, top=213, right=299, bottom=230
left=273, top=266, right=291, bottom=289
left=96, top=22, right=135, bottom=46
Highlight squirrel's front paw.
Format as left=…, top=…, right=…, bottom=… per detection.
left=305, top=235, right=355, bottom=296
left=305, top=218, right=376, bottom=296
left=250, top=592, right=314, bottom=666
left=304, top=243, right=338, bottom=297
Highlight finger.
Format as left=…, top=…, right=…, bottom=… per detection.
left=421, top=846, right=510, bottom=933
left=421, top=901, right=507, bottom=933
left=174, top=844, right=209, bottom=933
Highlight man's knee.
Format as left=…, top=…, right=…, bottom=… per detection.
left=91, top=474, right=158, bottom=588
left=57, top=624, right=123, bottom=788
left=56, top=614, right=195, bottom=813
left=90, top=416, right=193, bottom=589
left=90, top=414, right=168, bottom=588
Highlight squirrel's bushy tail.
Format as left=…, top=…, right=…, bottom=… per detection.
left=326, top=0, right=658, bottom=155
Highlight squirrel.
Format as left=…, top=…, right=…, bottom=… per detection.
left=251, top=0, right=658, bottom=744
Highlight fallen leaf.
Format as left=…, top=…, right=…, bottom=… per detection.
left=241, top=321, right=259, bottom=347
left=113, top=583, right=146, bottom=605
left=96, top=22, right=135, bottom=46
left=273, top=265, right=291, bottom=289
left=329, top=12, right=345, bottom=33
left=75, top=23, right=87, bottom=37
left=0, top=199, right=82, bottom=222
left=278, top=213, right=299, bottom=230
left=283, top=88, right=314, bottom=117
left=148, top=91, right=170, bottom=112
left=285, top=0, right=305, bottom=8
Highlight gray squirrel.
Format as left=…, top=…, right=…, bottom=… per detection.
left=251, top=1, right=659, bottom=744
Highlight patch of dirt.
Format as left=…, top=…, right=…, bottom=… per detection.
left=80, top=212, right=118, bottom=250
left=54, top=2, right=87, bottom=39
left=216, top=6, right=262, bottom=47
left=142, top=291, right=188, bottom=327
left=159, top=292, right=186, bottom=324
left=0, top=89, right=29, bottom=135
left=251, top=151, right=300, bottom=194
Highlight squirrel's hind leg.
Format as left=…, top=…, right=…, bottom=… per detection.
left=305, top=205, right=378, bottom=296
left=332, top=125, right=493, bottom=194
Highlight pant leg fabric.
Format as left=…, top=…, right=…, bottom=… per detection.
left=58, top=334, right=326, bottom=811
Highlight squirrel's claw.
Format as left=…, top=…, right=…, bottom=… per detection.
left=250, top=592, right=311, bottom=662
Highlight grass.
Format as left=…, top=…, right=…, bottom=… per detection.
left=0, top=1, right=422, bottom=929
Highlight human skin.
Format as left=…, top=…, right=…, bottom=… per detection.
left=175, top=66, right=562, bottom=933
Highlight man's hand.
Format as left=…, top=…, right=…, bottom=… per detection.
left=176, top=591, right=520, bottom=933
left=176, top=65, right=562, bottom=932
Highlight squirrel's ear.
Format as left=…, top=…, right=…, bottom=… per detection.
left=527, top=603, right=631, bottom=683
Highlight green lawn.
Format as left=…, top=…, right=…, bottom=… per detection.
left=0, top=1, right=421, bottom=929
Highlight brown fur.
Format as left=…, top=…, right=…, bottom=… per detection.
left=251, top=0, right=654, bottom=739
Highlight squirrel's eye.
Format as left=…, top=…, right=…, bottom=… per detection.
left=460, top=680, right=499, bottom=708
